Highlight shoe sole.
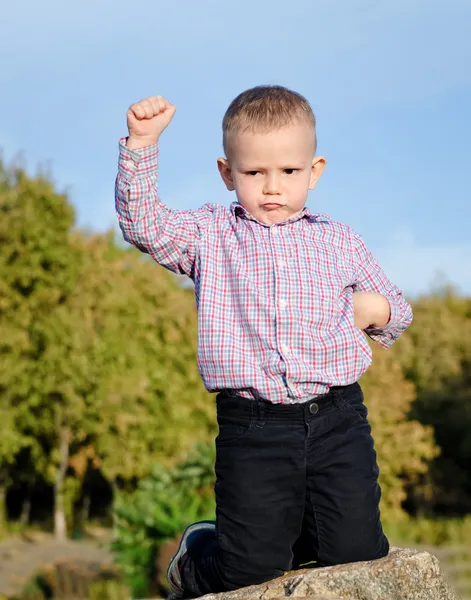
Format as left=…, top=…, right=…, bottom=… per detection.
left=166, top=520, right=216, bottom=597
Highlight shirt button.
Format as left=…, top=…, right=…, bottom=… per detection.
left=278, top=259, right=286, bottom=268
left=123, top=159, right=134, bottom=167
left=279, top=299, right=287, bottom=309
left=281, top=345, right=291, bottom=354
left=272, top=227, right=278, bottom=235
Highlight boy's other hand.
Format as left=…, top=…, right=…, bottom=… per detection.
left=126, top=95, right=176, bottom=149
left=353, top=291, right=391, bottom=330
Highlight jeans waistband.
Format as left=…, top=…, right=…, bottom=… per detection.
left=217, top=383, right=360, bottom=422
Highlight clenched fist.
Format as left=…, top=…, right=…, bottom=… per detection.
left=126, top=95, right=176, bottom=149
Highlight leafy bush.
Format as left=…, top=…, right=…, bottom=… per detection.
left=384, top=514, right=471, bottom=546
left=111, top=442, right=216, bottom=597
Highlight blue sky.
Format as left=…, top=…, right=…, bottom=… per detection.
left=1, top=0, right=470, bottom=296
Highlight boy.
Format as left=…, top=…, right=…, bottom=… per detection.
left=115, top=86, right=412, bottom=598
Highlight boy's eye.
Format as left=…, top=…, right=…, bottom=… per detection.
left=245, top=169, right=299, bottom=175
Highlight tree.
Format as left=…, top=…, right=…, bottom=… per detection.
left=0, top=158, right=81, bottom=537
left=1, top=153, right=219, bottom=533
left=0, top=156, right=218, bottom=537
left=66, top=232, right=217, bottom=490
left=390, top=288, right=471, bottom=515
left=359, top=343, right=439, bottom=521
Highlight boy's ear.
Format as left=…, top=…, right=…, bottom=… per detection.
left=217, top=158, right=235, bottom=191
left=309, top=156, right=327, bottom=190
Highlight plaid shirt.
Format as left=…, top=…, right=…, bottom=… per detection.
left=115, top=139, right=412, bottom=404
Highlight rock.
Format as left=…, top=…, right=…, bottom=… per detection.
left=199, top=547, right=461, bottom=600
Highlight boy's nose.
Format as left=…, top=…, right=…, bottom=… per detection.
left=263, top=174, right=281, bottom=194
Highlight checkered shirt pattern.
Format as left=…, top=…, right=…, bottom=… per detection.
left=115, top=139, right=413, bottom=404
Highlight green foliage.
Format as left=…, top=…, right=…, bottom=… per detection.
left=0, top=156, right=215, bottom=537
left=384, top=515, right=471, bottom=546
left=359, top=347, right=439, bottom=521
left=390, top=289, right=471, bottom=515
left=16, top=567, right=53, bottom=600
left=0, top=158, right=83, bottom=525
left=112, top=443, right=216, bottom=597
left=88, top=579, right=130, bottom=600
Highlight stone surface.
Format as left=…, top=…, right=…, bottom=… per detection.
left=198, top=547, right=461, bottom=600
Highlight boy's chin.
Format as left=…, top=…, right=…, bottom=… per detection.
left=237, top=200, right=305, bottom=225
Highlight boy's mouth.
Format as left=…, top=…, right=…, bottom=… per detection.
left=262, top=202, right=283, bottom=209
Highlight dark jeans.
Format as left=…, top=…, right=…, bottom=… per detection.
left=181, top=382, right=389, bottom=596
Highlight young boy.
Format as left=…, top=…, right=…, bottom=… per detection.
left=115, top=86, right=412, bottom=598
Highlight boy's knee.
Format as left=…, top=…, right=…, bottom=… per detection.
left=320, top=533, right=390, bottom=567
left=221, top=557, right=285, bottom=590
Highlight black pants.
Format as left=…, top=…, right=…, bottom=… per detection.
left=181, top=382, right=389, bottom=596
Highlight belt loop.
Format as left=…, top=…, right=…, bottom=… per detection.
left=255, top=399, right=265, bottom=426
left=330, top=385, right=341, bottom=409
left=331, top=385, right=341, bottom=398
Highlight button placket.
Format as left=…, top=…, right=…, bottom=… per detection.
left=271, top=225, right=295, bottom=400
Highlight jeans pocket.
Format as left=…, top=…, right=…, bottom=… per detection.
left=337, top=389, right=369, bottom=423
left=216, top=413, right=254, bottom=446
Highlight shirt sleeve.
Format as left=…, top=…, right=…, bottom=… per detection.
left=115, top=138, right=216, bottom=278
left=351, top=232, right=413, bottom=348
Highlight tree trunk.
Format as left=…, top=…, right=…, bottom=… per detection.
left=54, top=426, right=70, bottom=541
left=110, top=478, right=118, bottom=528
left=20, top=497, right=31, bottom=526
left=81, top=492, right=90, bottom=525
left=0, top=485, right=7, bottom=534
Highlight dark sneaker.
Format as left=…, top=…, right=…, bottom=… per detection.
left=166, top=520, right=216, bottom=598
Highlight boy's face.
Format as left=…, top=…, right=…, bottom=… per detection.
left=218, top=121, right=326, bottom=225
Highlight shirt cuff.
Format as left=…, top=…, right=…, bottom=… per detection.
left=118, top=137, right=159, bottom=179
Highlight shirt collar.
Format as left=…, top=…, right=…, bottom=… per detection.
left=230, top=201, right=331, bottom=225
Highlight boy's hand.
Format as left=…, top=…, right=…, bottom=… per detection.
left=126, top=95, right=176, bottom=149
left=353, top=292, right=391, bottom=330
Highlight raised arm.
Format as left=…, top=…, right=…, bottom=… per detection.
left=115, top=95, right=214, bottom=277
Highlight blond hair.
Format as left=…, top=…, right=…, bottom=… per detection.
left=222, top=85, right=317, bottom=154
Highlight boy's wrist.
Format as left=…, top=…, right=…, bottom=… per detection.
left=126, top=135, right=159, bottom=150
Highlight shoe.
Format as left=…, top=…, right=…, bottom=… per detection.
left=166, top=520, right=216, bottom=598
